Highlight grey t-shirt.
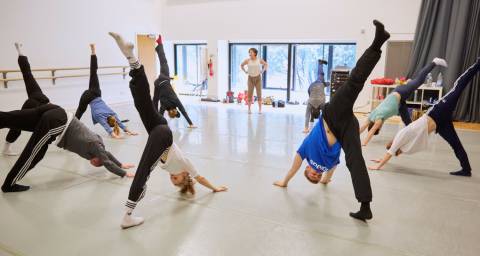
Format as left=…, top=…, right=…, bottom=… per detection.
left=57, top=118, right=126, bottom=177
left=308, top=81, right=326, bottom=107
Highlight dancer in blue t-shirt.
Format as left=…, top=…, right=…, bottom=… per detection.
left=298, top=115, right=341, bottom=183
left=274, top=20, right=390, bottom=222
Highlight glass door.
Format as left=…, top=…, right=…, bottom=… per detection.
left=174, top=44, right=207, bottom=96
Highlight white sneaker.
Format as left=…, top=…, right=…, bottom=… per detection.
left=433, top=57, right=448, bottom=68
left=121, top=214, right=144, bottom=229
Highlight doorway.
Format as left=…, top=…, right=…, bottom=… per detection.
left=137, top=34, right=157, bottom=94
left=385, top=41, right=413, bottom=78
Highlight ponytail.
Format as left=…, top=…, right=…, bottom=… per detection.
left=107, top=116, right=121, bottom=136
left=113, top=123, right=120, bottom=136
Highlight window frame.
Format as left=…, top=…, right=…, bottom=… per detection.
left=228, top=42, right=356, bottom=101
left=173, top=43, right=208, bottom=82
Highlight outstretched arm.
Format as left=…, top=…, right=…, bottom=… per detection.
left=99, top=152, right=126, bottom=177
left=195, top=176, right=228, bottom=192
left=97, top=118, right=117, bottom=138
left=91, top=142, right=134, bottom=177
left=175, top=98, right=195, bottom=127
left=274, top=153, right=303, bottom=187
left=304, top=105, right=311, bottom=132
left=106, top=151, right=135, bottom=170
left=181, top=157, right=227, bottom=192
left=368, top=152, right=393, bottom=170
left=362, top=119, right=383, bottom=146
left=104, top=151, right=135, bottom=177
left=359, top=119, right=370, bottom=134
left=115, top=115, right=138, bottom=135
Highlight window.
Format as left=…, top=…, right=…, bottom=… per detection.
left=292, top=44, right=328, bottom=101
left=263, top=44, right=289, bottom=90
left=174, top=44, right=207, bottom=96
left=229, top=42, right=356, bottom=103
left=291, top=43, right=356, bottom=102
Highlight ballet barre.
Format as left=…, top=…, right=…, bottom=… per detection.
left=0, top=66, right=129, bottom=88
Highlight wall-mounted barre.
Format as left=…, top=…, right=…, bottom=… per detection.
left=0, top=66, right=129, bottom=88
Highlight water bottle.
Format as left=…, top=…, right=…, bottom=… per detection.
left=436, top=72, right=443, bottom=87
left=426, top=73, right=433, bottom=87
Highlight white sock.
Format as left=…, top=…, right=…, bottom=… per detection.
left=108, top=32, right=140, bottom=69
left=2, top=142, right=18, bottom=156
left=15, top=42, right=24, bottom=56
left=433, top=57, right=448, bottom=68
left=121, top=212, right=144, bottom=229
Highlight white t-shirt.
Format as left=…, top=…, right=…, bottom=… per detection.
left=247, top=58, right=262, bottom=77
left=159, top=143, right=199, bottom=177
left=388, top=115, right=432, bottom=156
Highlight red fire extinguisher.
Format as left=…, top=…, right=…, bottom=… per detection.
left=208, top=57, right=214, bottom=77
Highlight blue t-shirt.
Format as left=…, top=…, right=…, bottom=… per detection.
left=89, top=97, right=126, bottom=134
left=297, top=115, right=341, bottom=173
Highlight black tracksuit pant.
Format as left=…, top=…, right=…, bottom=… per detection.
left=152, top=43, right=172, bottom=112
left=394, top=62, right=436, bottom=125
left=427, top=59, right=480, bottom=172
left=322, top=48, right=382, bottom=203
left=151, top=44, right=194, bottom=125
left=1, top=104, right=67, bottom=190
left=75, top=55, right=101, bottom=119
left=126, top=66, right=173, bottom=211
left=6, top=56, right=50, bottom=143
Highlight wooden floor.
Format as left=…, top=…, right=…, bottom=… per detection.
left=355, top=113, right=480, bottom=131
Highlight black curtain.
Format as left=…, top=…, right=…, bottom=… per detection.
left=407, top=0, right=480, bottom=122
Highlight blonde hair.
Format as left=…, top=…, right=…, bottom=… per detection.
left=107, top=116, right=120, bottom=136
left=178, top=174, right=196, bottom=195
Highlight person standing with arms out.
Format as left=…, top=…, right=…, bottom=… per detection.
left=241, top=48, right=268, bottom=114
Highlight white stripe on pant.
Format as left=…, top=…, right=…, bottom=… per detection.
left=12, top=125, right=66, bottom=186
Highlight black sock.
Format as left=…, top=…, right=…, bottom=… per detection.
left=349, top=202, right=373, bottom=222
left=449, top=169, right=472, bottom=177
left=1, top=184, right=30, bottom=193
left=369, top=20, right=390, bottom=51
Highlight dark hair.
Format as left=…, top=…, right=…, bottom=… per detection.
left=249, top=48, right=258, bottom=56
left=368, top=121, right=380, bottom=135
left=311, top=106, right=321, bottom=120
left=304, top=167, right=320, bottom=184
left=167, top=109, right=181, bottom=118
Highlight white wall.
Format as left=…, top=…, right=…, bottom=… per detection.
left=161, top=0, right=422, bottom=111
left=0, top=0, right=162, bottom=111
